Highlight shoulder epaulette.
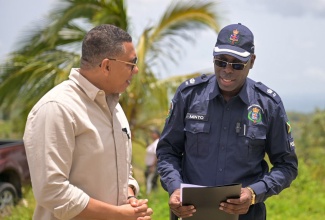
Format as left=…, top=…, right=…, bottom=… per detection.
left=254, top=82, right=282, bottom=104
left=179, top=74, right=213, bottom=91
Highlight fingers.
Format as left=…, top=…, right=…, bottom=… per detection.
left=219, top=198, right=250, bottom=214
left=137, top=216, right=152, bottom=220
left=136, top=207, right=153, bottom=220
left=168, top=189, right=196, bottom=218
left=137, top=217, right=151, bottom=220
left=128, top=197, right=138, bottom=206
left=219, top=187, right=252, bottom=214
left=134, top=203, right=149, bottom=213
left=137, top=199, right=149, bottom=205
left=128, top=198, right=153, bottom=219
left=130, top=198, right=149, bottom=207
left=171, top=205, right=196, bottom=218
left=169, top=190, right=181, bottom=212
left=169, top=189, right=181, bottom=207
left=129, top=198, right=149, bottom=211
left=219, top=202, right=250, bottom=215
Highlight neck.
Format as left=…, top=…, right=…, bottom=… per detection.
left=221, top=89, right=238, bottom=102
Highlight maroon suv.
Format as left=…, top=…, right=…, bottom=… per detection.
left=0, top=140, right=31, bottom=214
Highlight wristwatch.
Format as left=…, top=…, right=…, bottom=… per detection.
left=246, top=187, right=256, bottom=205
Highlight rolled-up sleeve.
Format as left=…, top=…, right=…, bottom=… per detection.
left=24, top=101, right=89, bottom=219
left=128, top=164, right=140, bottom=196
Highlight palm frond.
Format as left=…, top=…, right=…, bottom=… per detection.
left=141, top=0, right=221, bottom=72
left=0, top=0, right=223, bottom=141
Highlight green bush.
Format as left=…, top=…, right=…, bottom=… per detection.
left=7, top=158, right=325, bottom=220
left=265, top=159, right=325, bottom=220
left=3, top=110, right=325, bottom=219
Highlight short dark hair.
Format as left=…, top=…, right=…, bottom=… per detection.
left=81, top=24, right=132, bottom=69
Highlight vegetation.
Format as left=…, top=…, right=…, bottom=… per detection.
left=1, top=0, right=325, bottom=219
left=0, top=0, right=221, bottom=142
left=2, top=110, right=325, bottom=219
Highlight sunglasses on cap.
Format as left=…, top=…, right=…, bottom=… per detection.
left=214, top=58, right=248, bottom=70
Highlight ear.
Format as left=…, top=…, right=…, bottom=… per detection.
left=99, top=58, right=110, bottom=72
left=249, top=54, right=256, bottom=69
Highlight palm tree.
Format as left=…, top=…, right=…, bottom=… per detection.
left=0, top=0, right=221, bottom=140
left=123, top=1, right=220, bottom=140
left=0, top=0, right=127, bottom=129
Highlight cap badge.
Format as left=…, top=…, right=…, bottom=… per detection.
left=229, top=29, right=239, bottom=45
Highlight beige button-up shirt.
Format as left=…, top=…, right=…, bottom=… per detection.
left=23, top=68, right=139, bottom=220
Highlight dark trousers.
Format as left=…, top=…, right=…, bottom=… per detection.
left=170, top=203, right=266, bottom=220
left=240, top=203, right=266, bottom=220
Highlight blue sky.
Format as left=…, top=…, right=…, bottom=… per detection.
left=1, top=0, right=325, bottom=113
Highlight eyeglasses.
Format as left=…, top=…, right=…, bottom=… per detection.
left=100, top=57, right=138, bottom=71
left=214, top=58, right=248, bottom=70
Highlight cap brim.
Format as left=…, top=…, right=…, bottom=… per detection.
left=213, top=45, right=251, bottom=62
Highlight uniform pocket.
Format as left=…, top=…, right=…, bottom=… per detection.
left=238, top=125, right=266, bottom=161
left=184, top=121, right=210, bottom=157
left=246, top=126, right=266, bottom=160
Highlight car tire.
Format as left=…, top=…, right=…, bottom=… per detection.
left=0, top=182, right=18, bottom=217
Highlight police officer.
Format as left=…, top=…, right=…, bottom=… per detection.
left=156, top=23, right=298, bottom=220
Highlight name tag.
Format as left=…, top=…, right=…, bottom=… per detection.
left=186, top=113, right=208, bottom=121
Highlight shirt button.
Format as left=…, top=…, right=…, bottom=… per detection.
left=219, top=168, right=223, bottom=172
left=227, top=108, right=230, bottom=111
left=223, top=126, right=227, bottom=130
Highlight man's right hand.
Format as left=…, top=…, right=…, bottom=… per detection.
left=117, top=202, right=153, bottom=220
left=169, top=189, right=196, bottom=219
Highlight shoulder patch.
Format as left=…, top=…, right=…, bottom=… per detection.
left=179, top=74, right=213, bottom=91
left=254, top=82, right=282, bottom=104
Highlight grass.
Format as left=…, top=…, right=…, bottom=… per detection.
left=4, top=143, right=325, bottom=220
left=4, top=141, right=171, bottom=220
left=3, top=186, right=35, bottom=220
left=8, top=173, right=325, bottom=220
left=4, top=184, right=171, bottom=220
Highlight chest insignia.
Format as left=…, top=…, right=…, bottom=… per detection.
left=247, top=104, right=263, bottom=124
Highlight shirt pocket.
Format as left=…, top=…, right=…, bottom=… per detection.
left=184, top=121, right=211, bottom=157
left=239, top=126, right=266, bottom=161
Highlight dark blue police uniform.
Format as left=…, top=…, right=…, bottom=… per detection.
left=156, top=74, right=298, bottom=220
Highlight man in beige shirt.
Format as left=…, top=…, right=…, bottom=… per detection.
left=23, top=24, right=153, bottom=220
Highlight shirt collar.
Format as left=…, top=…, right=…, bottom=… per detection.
left=237, top=80, right=250, bottom=105
left=208, top=75, right=249, bottom=105
left=68, top=68, right=119, bottom=101
left=208, top=75, right=220, bottom=100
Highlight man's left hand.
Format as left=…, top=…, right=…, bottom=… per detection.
left=219, top=187, right=252, bottom=214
